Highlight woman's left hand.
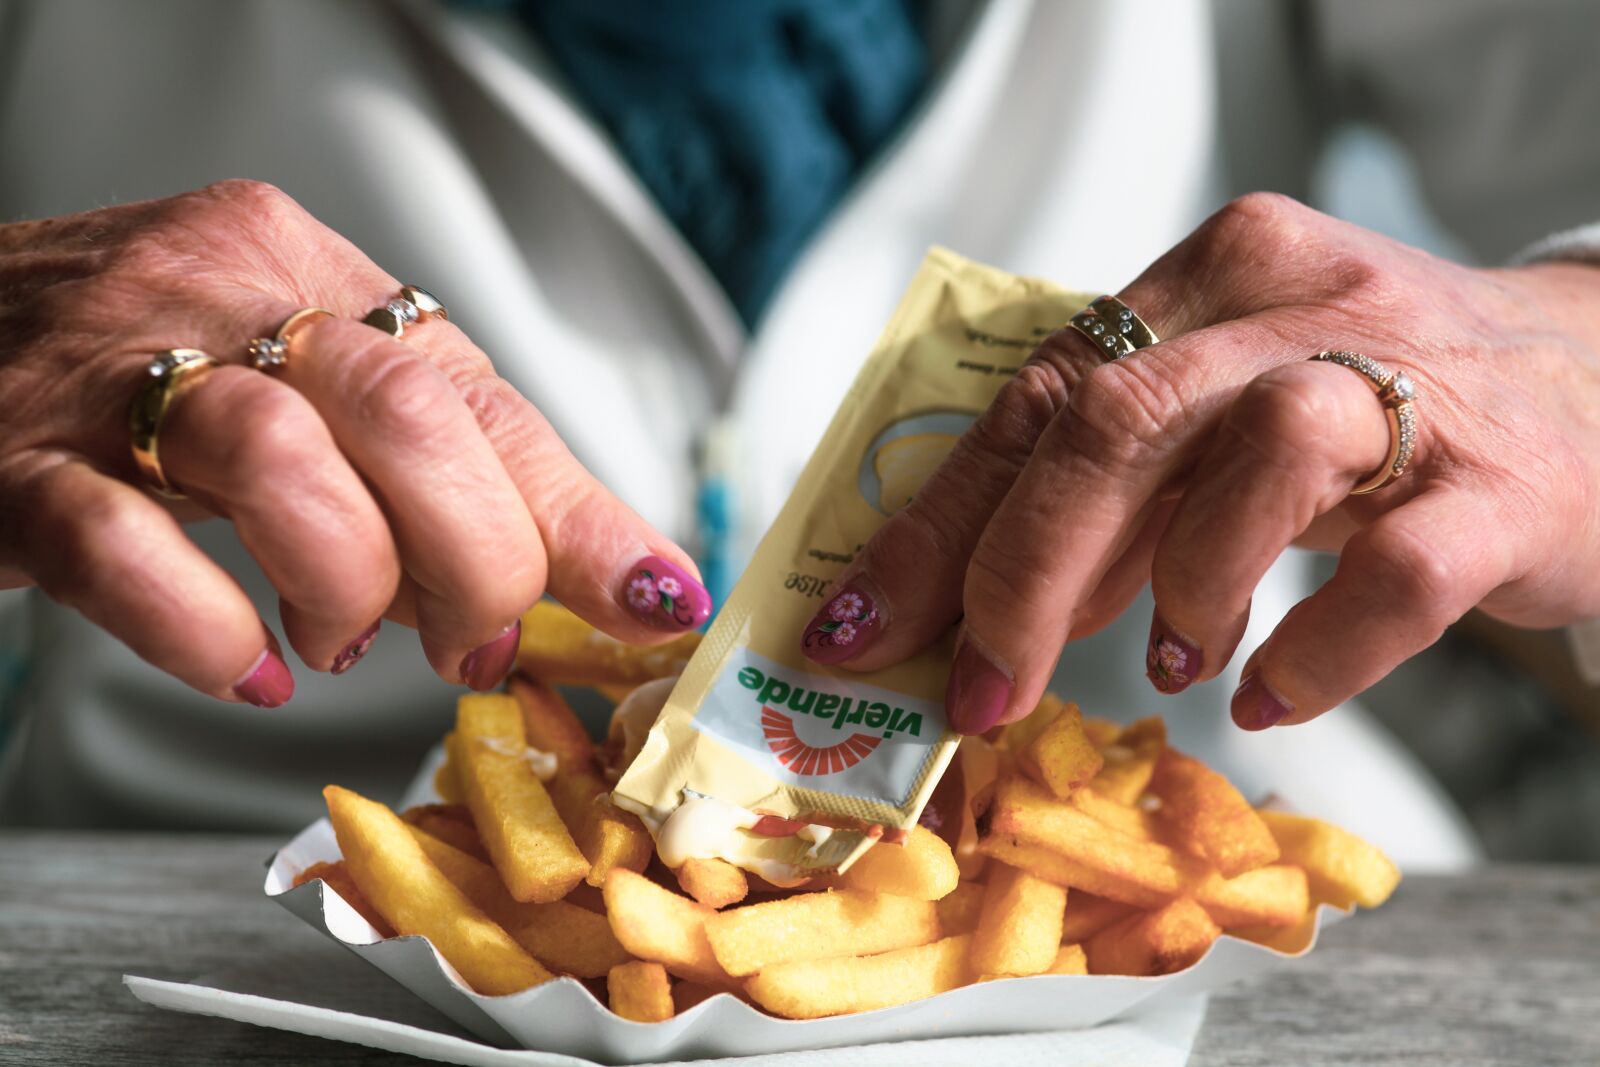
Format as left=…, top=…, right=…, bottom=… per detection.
left=797, top=193, right=1600, bottom=733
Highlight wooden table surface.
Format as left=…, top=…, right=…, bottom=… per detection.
left=1, top=831, right=1597, bottom=1065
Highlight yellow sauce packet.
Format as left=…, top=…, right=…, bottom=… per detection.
left=612, top=248, right=1092, bottom=879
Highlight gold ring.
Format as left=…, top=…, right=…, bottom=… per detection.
left=1310, top=350, right=1419, bottom=495
left=246, top=306, right=334, bottom=370
left=1068, top=295, right=1160, bottom=361
left=128, top=349, right=218, bottom=499
left=360, top=285, right=448, bottom=339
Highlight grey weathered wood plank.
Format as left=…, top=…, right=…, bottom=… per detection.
left=1, top=831, right=1597, bottom=1065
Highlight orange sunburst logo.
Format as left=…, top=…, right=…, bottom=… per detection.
left=761, top=707, right=881, bottom=775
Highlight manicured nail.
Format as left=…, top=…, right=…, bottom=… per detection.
left=233, top=647, right=294, bottom=708
left=460, top=620, right=521, bottom=691
left=1232, top=672, right=1291, bottom=731
left=1146, top=611, right=1201, bottom=694
left=331, top=621, right=381, bottom=676
left=800, top=579, right=883, bottom=665
left=621, top=555, right=712, bottom=631
left=946, top=636, right=1013, bottom=735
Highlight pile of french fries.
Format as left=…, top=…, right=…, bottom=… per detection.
left=299, top=603, right=1401, bottom=1021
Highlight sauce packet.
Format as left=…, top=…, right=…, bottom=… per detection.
left=612, top=247, right=1092, bottom=880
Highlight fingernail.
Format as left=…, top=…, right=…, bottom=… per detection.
left=331, top=621, right=381, bottom=675
left=800, top=579, right=883, bottom=665
left=620, top=555, right=712, bottom=631
left=946, top=636, right=1013, bottom=735
left=1146, top=611, right=1201, bottom=694
left=234, top=647, right=294, bottom=708
left=1232, top=672, right=1291, bottom=730
left=460, top=620, right=521, bottom=691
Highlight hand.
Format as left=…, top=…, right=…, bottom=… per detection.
left=0, top=181, right=710, bottom=706
left=798, top=193, right=1600, bottom=733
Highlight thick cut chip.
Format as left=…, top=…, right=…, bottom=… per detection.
left=1258, top=809, right=1401, bottom=909
left=1059, top=892, right=1136, bottom=944
left=518, top=600, right=700, bottom=686
left=1082, top=716, right=1122, bottom=749
left=410, top=826, right=631, bottom=978
left=934, top=881, right=986, bottom=935
left=994, top=693, right=1066, bottom=754
left=1149, top=748, right=1278, bottom=877
left=1230, top=908, right=1320, bottom=955
left=455, top=694, right=590, bottom=902
left=509, top=674, right=601, bottom=770
left=955, top=736, right=1001, bottom=879
left=969, top=863, right=1067, bottom=976
left=603, top=869, right=730, bottom=986
left=293, top=860, right=394, bottom=937
left=706, top=890, right=940, bottom=977
left=323, top=786, right=553, bottom=996
left=676, top=857, right=749, bottom=909
left=1090, top=717, right=1165, bottom=805
left=1068, top=786, right=1160, bottom=841
left=979, top=836, right=1172, bottom=908
left=1022, top=703, right=1104, bottom=799
left=433, top=739, right=464, bottom=803
left=745, top=935, right=972, bottom=1020
left=401, top=804, right=488, bottom=863
left=1085, top=897, right=1220, bottom=977
left=1194, top=863, right=1309, bottom=929
left=1048, top=943, right=1088, bottom=975
left=825, top=826, right=958, bottom=900
left=607, top=961, right=674, bottom=1022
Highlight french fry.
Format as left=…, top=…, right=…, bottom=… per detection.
left=1090, top=716, right=1165, bottom=804
left=409, top=825, right=632, bottom=978
left=1258, top=809, right=1401, bottom=909
left=745, top=935, right=972, bottom=1020
left=607, top=961, right=674, bottom=1022
left=1085, top=897, right=1220, bottom=977
left=401, top=804, right=489, bottom=863
left=455, top=694, right=590, bottom=902
left=509, top=674, right=600, bottom=770
left=433, top=738, right=464, bottom=804
left=1194, top=863, right=1308, bottom=929
left=969, top=863, right=1067, bottom=976
left=824, top=826, right=959, bottom=900
left=934, top=881, right=985, bottom=935
left=955, top=736, right=1001, bottom=879
left=323, top=786, right=554, bottom=995
left=1068, top=786, right=1160, bottom=842
left=706, top=890, right=941, bottom=977
left=603, top=868, right=731, bottom=986
left=1048, top=943, right=1088, bottom=975
left=518, top=600, right=700, bottom=686
left=1082, top=716, right=1122, bottom=749
left=979, top=836, right=1174, bottom=908
left=292, top=860, right=394, bottom=937
left=993, top=693, right=1065, bottom=754
left=676, top=857, right=749, bottom=909
left=1230, top=908, right=1320, bottom=955
left=1021, top=703, right=1104, bottom=799
left=1149, top=748, right=1278, bottom=877
left=1059, top=892, right=1136, bottom=943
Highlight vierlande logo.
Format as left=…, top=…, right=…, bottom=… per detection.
left=736, top=665, right=925, bottom=777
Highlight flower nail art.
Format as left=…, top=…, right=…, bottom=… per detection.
left=800, top=580, right=883, bottom=665
left=622, top=556, right=712, bottom=631
left=1146, top=612, right=1200, bottom=694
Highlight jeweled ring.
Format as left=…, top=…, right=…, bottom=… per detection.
left=361, top=285, right=448, bottom=339
left=246, top=306, right=334, bottom=370
left=129, top=349, right=218, bottom=499
left=1067, top=295, right=1160, bottom=361
left=1310, top=350, right=1419, bottom=495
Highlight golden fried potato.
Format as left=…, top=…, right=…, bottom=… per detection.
left=401, top=804, right=489, bottom=863
left=824, top=826, right=959, bottom=901
left=1258, top=809, right=1401, bottom=909
left=745, top=935, right=972, bottom=1019
left=607, top=961, right=674, bottom=1022
left=934, top=880, right=986, bottom=936
left=1067, top=786, right=1160, bottom=842
left=969, top=863, right=1067, bottom=977
left=1085, top=897, right=1220, bottom=977
left=1194, top=863, right=1309, bottom=929
left=1021, top=703, right=1104, bottom=799
left=602, top=868, right=731, bottom=986
left=993, top=693, right=1065, bottom=754
left=518, top=600, right=700, bottom=686
left=293, top=860, right=394, bottom=937
left=706, top=890, right=941, bottom=977
left=676, top=857, right=749, bottom=909
left=1149, top=748, right=1279, bottom=877
left=1059, top=891, right=1136, bottom=944
left=433, top=739, right=464, bottom=804
left=1090, top=717, right=1165, bottom=805
left=1047, top=942, right=1088, bottom=975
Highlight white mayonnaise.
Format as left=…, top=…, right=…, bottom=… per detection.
left=477, top=736, right=559, bottom=782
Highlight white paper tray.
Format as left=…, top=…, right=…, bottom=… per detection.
left=263, top=745, right=1347, bottom=1064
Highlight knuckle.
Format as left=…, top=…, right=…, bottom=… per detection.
left=195, top=178, right=303, bottom=224
left=1191, top=191, right=1312, bottom=267
left=221, top=384, right=328, bottom=477
left=1348, top=524, right=1459, bottom=616
left=1224, top=370, right=1339, bottom=467
left=963, top=362, right=1067, bottom=470
left=1064, top=360, right=1187, bottom=468
left=351, top=346, right=457, bottom=439
left=456, top=374, right=529, bottom=442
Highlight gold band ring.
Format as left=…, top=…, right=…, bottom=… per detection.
left=1068, top=295, right=1160, bottom=361
left=361, top=285, right=448, bottom=339
left=1310, top=350, right=1419, bottom=495
left=128, top=349, right=218, bottom=499
left=246, top=306, right=334, bottom=371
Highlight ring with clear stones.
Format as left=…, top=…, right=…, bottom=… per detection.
left=1310, top=350, right=1420, bottom=495
left=129, top=349, right=218, bottom=499
left=246, top=306, right=334, bottom=371
left=1067, top=295, right=1160, bottom=361
left=360, top=285, right=448, bottom=339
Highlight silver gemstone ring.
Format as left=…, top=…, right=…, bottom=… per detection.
left=361, top=285, right=448, bottom=339
left=1309, top=350, right=1419, bottom=495
left=1067, top=295, right=1160, bottom=361
left=246, top=306, right=334, bottom=372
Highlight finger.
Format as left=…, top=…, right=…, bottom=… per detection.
left=1, top=455, right=293, bottom=706
left=159, top=362, right=401, bottom=674
left=278, top=317, right=544, bottom=689
left=1144, top=360, right=1395, bottom=694
left=1231, top=490, right=1509, bottom=729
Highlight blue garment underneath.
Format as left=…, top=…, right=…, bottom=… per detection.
left=510, top=0, right=929, bottom=327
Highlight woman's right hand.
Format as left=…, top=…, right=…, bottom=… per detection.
left=0, top=180, right=711, bottom=706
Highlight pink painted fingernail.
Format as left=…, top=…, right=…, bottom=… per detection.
left=331, top=621, right=381, bottom=676
left=460, top=620, right=520, bottom=691
left=1146, top=611, right=1201, bottom=694
left=1232, top=672, right=1291, bottom=730
left=620, top=555, right=712, bottom=631
left=946, top=636, right=1013, bottom=735
left=234, top=647, right=294, bottom=708
left=800, top=579, right=883, bottom=665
